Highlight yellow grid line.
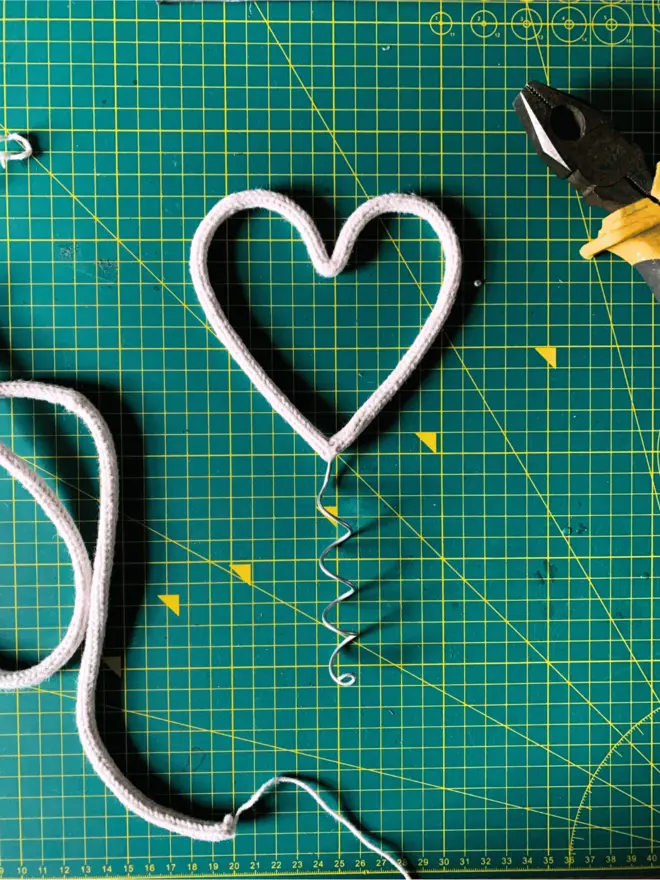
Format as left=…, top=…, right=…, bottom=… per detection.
left=0, top=2, right=656, bottom=875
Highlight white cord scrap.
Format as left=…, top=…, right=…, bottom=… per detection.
left=189, top=189, right=462, bottom=687
left=0, top=380, right=410, bottom=878
left=0, top=133, right=32, bottom=170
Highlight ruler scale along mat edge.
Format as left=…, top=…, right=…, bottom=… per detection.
left=2, top=0, right=660, bottom=876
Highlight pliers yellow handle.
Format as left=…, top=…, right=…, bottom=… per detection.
left=581, top=162, right=660, bottom=301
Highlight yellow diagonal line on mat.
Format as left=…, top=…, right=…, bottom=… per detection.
left=9, top=102, right=647, bottom=713
left=576, top=197, right=660, bottom=507
left=34, top=685, right=654, bottom=844
left=18, top=454, right=310, bottom=624
left=436, top=346, right=660, bottom=705
left=254, top=5, right=659, bottom=708
left=2, top=23, right=648, bottom=716
left=528, top=3, right=549, bottom=84
left=23, top=460, right=657, bottom=801
left=342, top=458, right=656, bottom=771
left=4, top=17, right=654, bottom=790
left=24, top=452, right=652, bottom=776
left=0, top=123, right=205, bottom=328
left=569, top=705, right=660, bottom=854
left=9, top=125, right=655, bottom=775
left=531, top=34, right=660, bottom=848
left=358, top=643, right=660, bottom=817
left=17, top=454, right=654, bottom=807
left=5, top=166, right=655, bottom=788
left=16, top=452, right=658, bottom=811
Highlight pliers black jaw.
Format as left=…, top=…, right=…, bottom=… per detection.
left=515, top=81, right=660, bottom=301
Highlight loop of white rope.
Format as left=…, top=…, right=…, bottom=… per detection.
left=0, top=133, right=32, bottom=169
left=0, top=379, right=410, bottom=877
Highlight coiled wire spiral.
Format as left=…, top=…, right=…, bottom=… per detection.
left=316, top=459, right=358, bottom=687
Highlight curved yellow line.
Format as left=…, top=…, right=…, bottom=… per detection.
left=569, top=705, right=660, bottom=853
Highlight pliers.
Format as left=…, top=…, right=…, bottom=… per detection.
left=514, top=81, right=660, bottom=302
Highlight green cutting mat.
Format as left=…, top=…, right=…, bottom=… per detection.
left=2, top=0, right=660, bottom=876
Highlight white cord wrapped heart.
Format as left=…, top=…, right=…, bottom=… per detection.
left=190, top=190, right=462, bottom=462
left=190, top=190, right=463, bottom=687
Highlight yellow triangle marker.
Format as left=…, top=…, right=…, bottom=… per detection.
left=535, top=346, right=557, bottom=369
left=325, top=505, right=338, bottom=518
left=158, top=594, right=180, bottom=616
left=231, top=563, right=253, bottom=586
left=416, top=431, right=438, bottom=453
left=102, top=656, right=122, bottom=678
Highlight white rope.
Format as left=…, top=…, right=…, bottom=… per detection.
left=190, top=190, right=462, bottom=462
left=0, top=379, right=410, bottom=878
left=0, top=133, right=32, bottom=170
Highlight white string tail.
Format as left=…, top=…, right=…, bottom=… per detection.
left=316, top=459, right=358, bottom=687
left=235, top=777, right=411, bottom=879
left=0, top=380, right=410, bottom=877
left=189, top=189, right=462, bottom=462
left=0, top=133, right=32, bottom=170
